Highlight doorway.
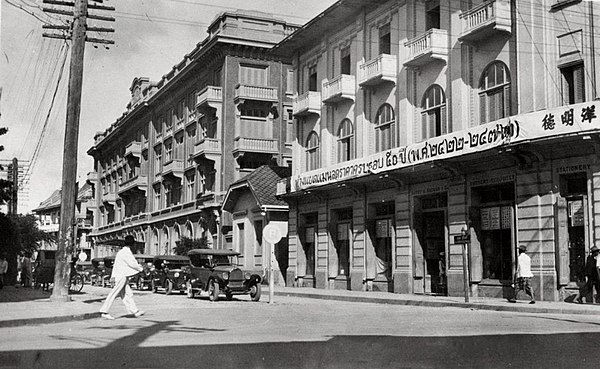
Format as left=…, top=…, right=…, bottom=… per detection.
left=422, top=211, right=446, bottom=295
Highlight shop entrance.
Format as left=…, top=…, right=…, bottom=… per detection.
left=421, top=211, right=446, bottom=294
left=299, top=212, right=317, bottom=288
left=368, top=202, right=395, bottom=292
left=559, top=173, right=588, bottom=284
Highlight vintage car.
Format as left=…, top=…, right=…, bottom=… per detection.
left=150, top=255, right=191, bottom=295
left=90, top=257, right=107, bottom=286
left=185, top=249, right=262, bottom=302
left=75, top=261, right=94, bottom=284
left=130, top=254, right=155, bottom=290
left=102, top=255, right=116, bottom=287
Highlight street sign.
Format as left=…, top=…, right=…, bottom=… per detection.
left=264, top=223, right=283, bottom=244
left=454, top=234, right=470, bottom=244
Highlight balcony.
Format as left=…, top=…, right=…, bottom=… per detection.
left=358, top=54, right=397, bottom=87
left=193, top=138, right=221, bottom=162
left=86, top=171, right=98, bottom=185
left=404, top=29, right=448, bottom=68
left=124, top=141, right=142, bottom=160
left=117, top=175, right=148, bottom=197
left=234, top=84, right=278, bottom=104
left=102, top=192, right=118, bottom=204
left=293, top=91, right=322, bottom=117
left=196, top=86, right=222, bottom=112
left=232, top=137, right=278, bottom=157
left=322, top=75, right=356, bottom=104
left=162, top=159, right=184, bottom=180
left=458, top=0, right=511, bottom=43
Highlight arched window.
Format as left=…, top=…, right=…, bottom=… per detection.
left=186, top=222, right=194, bottom=239
left=337, top=119, right=355, bottom=162
left=306, top=131, right=320, bottom=171
left=162, top=227, right=169, bottom=255
left=375, top=103, right=396, bottom=151
left=479, top=61, right=511, bottom=124
left=421, top=84, right=447, bottom=140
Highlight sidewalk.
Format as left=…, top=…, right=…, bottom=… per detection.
left=1, top=284, right=599, bottom=328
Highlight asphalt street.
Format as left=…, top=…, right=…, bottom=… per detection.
left=1, top=286, right=600, bottom=368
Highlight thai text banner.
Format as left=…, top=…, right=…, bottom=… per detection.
left=291, top=101, right=598, bottom=192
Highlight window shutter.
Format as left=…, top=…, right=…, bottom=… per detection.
left=421, top=112, right=427, bottom=141
left=503, top=85, right=511, bottom=118
left=479, top=94, right=487, bottom=125
left=440, top=105, right=447, bottom=135
left=574, top=64, right=585, bottom=103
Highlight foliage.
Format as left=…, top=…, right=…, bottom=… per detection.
left=0, top=127, right=11, bottom=205
left=0, top=214, right=54, bottom=256
left=173, top=237, right=209, bottom=256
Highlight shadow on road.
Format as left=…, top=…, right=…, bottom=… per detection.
left=0, top=319, right=596, bottom=368
left=0, top=286, right=51, bottom=303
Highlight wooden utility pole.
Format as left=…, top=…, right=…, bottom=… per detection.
left=43, top=0, right=114, bottom=302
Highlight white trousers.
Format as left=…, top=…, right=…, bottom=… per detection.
left=99, top=276, right=139, bottom=315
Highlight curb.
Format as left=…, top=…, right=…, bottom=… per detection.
left=276, top=291, right=600, bottom=315
left=0, top=312, right=101, bottom=328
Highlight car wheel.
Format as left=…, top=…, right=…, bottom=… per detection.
left=165, top=280, right=174, bottom=295
left=209, top=280, right=219, bottom=302
left=69, top=275, right=84, bottom=294
left=250, top=283, right=262, bottom=302
left=152, top=279, right=158, bottom=293
left=186, top=281, right=195, bottom=299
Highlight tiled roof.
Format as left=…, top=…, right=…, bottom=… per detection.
left=33, top=182, right=94, bottom=212
left=231, top=165, right=290, bottom=207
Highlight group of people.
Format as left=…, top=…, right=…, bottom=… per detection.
left=0, top=252, right=33, bottom=289
left=578, top=246, right=600, bottom=304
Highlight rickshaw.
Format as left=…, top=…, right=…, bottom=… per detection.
left=130, top=254, right=155, bottom=290
left=150, top=255, right=191, bottom=295
left=90, top=257, right=106, bottom=286
left=103, top=255, right=116, bottom=287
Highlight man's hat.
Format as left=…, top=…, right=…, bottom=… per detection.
left=124, top=235, right=135, bottom=246
left=518, top=245, right=527, bottom=251
left=592, top=246, right=599, bottom=253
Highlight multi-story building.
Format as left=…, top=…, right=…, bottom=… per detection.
left=274, top=0, right=600, bottom=301
left=32, top=182, right=96, bottom=259
left=87, top=11, right=298, bottom=256
left=0, top=158, right=30, bottom=214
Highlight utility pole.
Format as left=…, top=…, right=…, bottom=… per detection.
left=42, top=0, right=114, bottom=302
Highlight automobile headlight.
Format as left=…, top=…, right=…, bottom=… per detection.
left=222, top=272, right=229, bottom=280
left=244, top=272, right=251, bottom=280
left=174, top=272, right=180, bottom=278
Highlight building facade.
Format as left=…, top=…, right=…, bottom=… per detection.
left=32, top=182, right=96, bottom=259
left=275, top=0, right=600, bottom=301
left=87, top=11, right=298, bottom=257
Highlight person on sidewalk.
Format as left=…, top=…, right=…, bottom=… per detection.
left=509, top=245, right=535, bottom=304
left=577, top=246, right=600, bottom=304
left=99, top=235, right=145, bottom=320
left=0, top=253, right=8, bottom=289
left=21, top=253, right=32, bottom=288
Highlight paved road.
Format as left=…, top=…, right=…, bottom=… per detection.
left=1, top=286, right=600, bottom=368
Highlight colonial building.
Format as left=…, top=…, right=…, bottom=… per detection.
left=274, top=0, right=600, bottom=301
left=87, top=11, right=298, bottom=256
left=32, top=182, right=95, bottom=259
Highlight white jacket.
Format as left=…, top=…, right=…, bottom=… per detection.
left=111, top=246, right=143, bottom=280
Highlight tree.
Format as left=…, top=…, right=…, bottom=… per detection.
left=173, top=237, right=209, bottom=256
left=0, top=127, right=12, bottom=205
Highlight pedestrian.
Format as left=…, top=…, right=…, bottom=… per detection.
left=0, top=253, right=8, bottom=289
left=509, top=245, right=535, bottom=304
left=99, top=235, right=145, bottom=320
left=21, top=253, right=32, bottom=288
left=577, top=246, right=600, bottom=304
left=16, top=253, right=23, bottom=286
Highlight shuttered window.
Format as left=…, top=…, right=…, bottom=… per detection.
left=420, top=85, right=447, bottom=141
left=561, top=63, right=585, bottom=104
left=306, top=131, right=320, bottom=171
left=375, top=104, right=396, bottom=152
left=239, top=65, right=267, bottom=86
left=479, top=61, right=511, bottom=124
left=337, top=119, right=355, bottom=162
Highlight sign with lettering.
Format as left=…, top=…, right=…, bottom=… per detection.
left=290, top=102, right=598, bottom=192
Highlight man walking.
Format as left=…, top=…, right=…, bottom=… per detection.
left=99, top=235, right=145, bottom=320
left=509, top=245, right=535, bottom=304
left=0, top=253, right=8, bottom=289
left=578, top=246, right=600, bottom=304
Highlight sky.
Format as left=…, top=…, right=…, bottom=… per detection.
left=0, top=0, right=336, bottom=213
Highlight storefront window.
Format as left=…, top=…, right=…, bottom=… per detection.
left=304, top=226, right=315, bottom=276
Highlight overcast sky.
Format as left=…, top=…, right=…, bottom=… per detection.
left=0, top=0, right=335, bottom=213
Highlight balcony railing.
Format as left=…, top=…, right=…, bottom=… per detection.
left=358, top=54, right=397, bottom=87
left=232, top=137, right=278, bottom=156
left=196, top=86, right=222, bottom=110
left=404, top=28, right=448, bottom=67
left=124, top=141, right=142, bottom=159
left=458, top=0, right=511, bottom=43
left=102, top=192, right=118, bottom=204
left=322, top=74, right=356, bottom=104
left=162, top=159, right=184, bottom=179
left=234, top=84, right=278, bottom=103
left=117, top=175, right=148, bottom=196
left=193, top=138, right=221, bottom=160
left=293, top=91, right=322, bottom=117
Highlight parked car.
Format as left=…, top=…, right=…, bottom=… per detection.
left=185, top=249, right=262, bottom=302
left=75, top=261, right=94, bottom=284
left=130, top=254, right=155, bottom=290
left=103, top=255, right=116, bottom=287
left=150, top=255, right=191, bottom=295
left=90, top=257, right=106, bottom=286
